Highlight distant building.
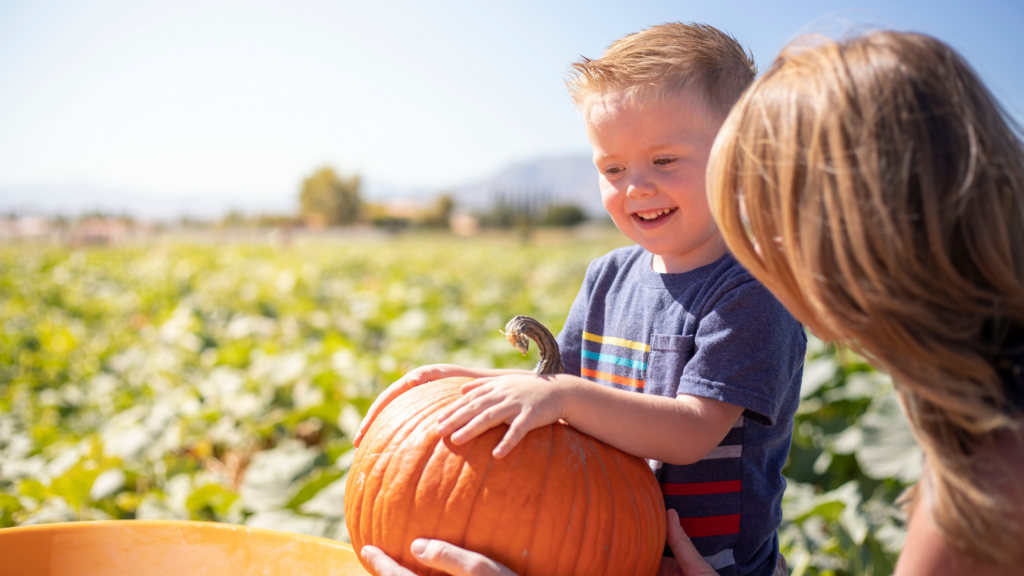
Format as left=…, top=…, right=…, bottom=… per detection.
left=449, top=213, right=479, bottom=237
left=0, top=216, right=57, bottom=240
left=69, top=217, right=131, bottom=245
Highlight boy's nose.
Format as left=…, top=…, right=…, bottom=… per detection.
left=626, top=179, right=656, bottom=198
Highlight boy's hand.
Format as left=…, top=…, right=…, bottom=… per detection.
left=354, top=364, right=482, bottom=447
left=436, top=375, right=565, bottom=458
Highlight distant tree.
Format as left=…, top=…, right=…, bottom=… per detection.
left=422, top=193, right=455, bottom=228
left=542, top=203, right=587, bottom=227
left=299, top=166, right=361, bottom=227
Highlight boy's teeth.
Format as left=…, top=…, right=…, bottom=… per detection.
left=637, top=209, right=672, bottom=221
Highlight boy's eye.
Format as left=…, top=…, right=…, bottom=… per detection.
left=604, top=166, right=625, bottom=175
left=654, top=158, right=677, bottom=166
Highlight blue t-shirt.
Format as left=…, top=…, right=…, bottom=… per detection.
left=556, top=246, right=806, bottom=576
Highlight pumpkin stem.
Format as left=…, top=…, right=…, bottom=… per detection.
left=502, top=315, right=564, bottom=376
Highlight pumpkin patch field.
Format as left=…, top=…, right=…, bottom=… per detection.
left=0, top=231, right=916, bottom=575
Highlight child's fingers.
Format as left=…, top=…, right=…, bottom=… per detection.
left=447, top=404, right=515, bottom=444
left=492, top=413, right=533, bottom=458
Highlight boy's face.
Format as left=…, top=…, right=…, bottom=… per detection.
left=586, top=92, right=724, bottom=273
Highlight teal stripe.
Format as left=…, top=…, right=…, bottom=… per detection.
left=581, top=349, right=648, bottom=371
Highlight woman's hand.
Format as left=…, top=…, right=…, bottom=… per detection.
left=436, top=374, right=565, bottom=458
left=359, top=511, right=718, bottom=576
left=360, top=539, right=517, bottom=576
left=354, top=364, right=513, bottom=447
left=664, top=509, right=720, bottom=576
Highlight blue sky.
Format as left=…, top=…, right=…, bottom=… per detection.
left=0, top=0, right=1021, bottom=216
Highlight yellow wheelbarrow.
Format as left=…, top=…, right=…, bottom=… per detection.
left=0, top=520, right=371, bottom=575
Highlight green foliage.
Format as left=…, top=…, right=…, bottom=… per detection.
left=541, top=204, right=587, bottom=227
left=0, top=235, right=622, bottom=536
left=299, top=166, right=361, bottom=227
left=0, top=234, right=917, bottom=575
left=779, top=339, right=918, bottom=575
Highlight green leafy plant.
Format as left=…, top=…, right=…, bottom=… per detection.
left=0, top=233, right=919, bottom=575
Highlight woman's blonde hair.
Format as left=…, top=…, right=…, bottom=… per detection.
left=708, top=31, right=1024, bottom=563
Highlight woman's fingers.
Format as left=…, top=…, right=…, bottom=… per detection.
left=355, top=366, right=449, bottom=446
left=360, top=545, right=416, bottom=576
left=459, top=377, right=493, bottom=394
left=438, top=379, right=495, bottom=421
left=665, top=509, right=720, bottom=576
left=436, top=384, right=495, bottom=428
left=354, top=378, right=412, bottom=447
left=410, top=539, right=518, bottom=576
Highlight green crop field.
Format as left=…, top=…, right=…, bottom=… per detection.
left=0, top=231, right=917, bottom=575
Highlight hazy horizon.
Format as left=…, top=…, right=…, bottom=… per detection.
left=2, top=0, right=1021, bottom=218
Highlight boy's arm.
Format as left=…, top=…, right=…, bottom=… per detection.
left=561, top=376, right=744, bottom=464
left=352, top=364, right=532, bottom=447
left=438, top=373, right=742, bottom=465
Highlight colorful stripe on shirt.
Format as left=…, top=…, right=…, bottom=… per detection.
left=678, top=514, right=741, bottom=537
left=581, top=349, right=648, bottom=370
left=661, top=480, right=742, bottom=496
left=580, top=367, right=645, bottom=389
left=703, top=549, right=736, bottom=570
left=582, top=331, right=650, bottom=352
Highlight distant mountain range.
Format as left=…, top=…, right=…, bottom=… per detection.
left=451, top=153, right=603, bottom=217
left=0, top=153, right=603, bottom=220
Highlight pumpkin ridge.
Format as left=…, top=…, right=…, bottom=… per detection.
left=521, top=425, right=555, bottom=576
left=397, top=422, right=454, bottom=571
left=365, top=384, right=456, bottom=553
left=464, top=427, right=530, bottom=569
left=456, top=425, right=506, bottom=555
left=592, top=436, right=641, bottom=575
left=557, top=428, right=592, bottom=576
left=582, top=434, right=618, bottom=576
left=614, top=450, right=659, bottom=574
left=387, top=407, right=452, bottom=569
left=629, top=450, right=666, bottom=574
left=431, top=422, right=504, bottom=553
left=549, top=425, right=586, bottom=575
left=492, top=424, right=552, bottom=575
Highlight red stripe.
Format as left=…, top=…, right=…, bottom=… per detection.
left=661, top=480, right=742, bottom=496
left=678, top=514, right=741, bottom=538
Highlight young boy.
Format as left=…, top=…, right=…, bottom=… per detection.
left=355, top=23, right=804, bottom=576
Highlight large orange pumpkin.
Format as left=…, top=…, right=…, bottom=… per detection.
left=344, top=317, right=666, bottom=576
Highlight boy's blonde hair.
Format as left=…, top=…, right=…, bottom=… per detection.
left=566, top=22, right=756, bottom=121
left=708, top=31, right=1024, bottom=563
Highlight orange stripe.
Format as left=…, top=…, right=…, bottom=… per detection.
left=678, top=514, right=741, bottom=538
left=661, top=480, right=742, bottom=496
left=581, top=367, right=645, bottom=389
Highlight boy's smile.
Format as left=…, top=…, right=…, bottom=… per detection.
left=586, top=92, right=726, bottom=273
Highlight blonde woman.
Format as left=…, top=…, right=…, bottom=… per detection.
left=707, top=30, right=1024, bottom=575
